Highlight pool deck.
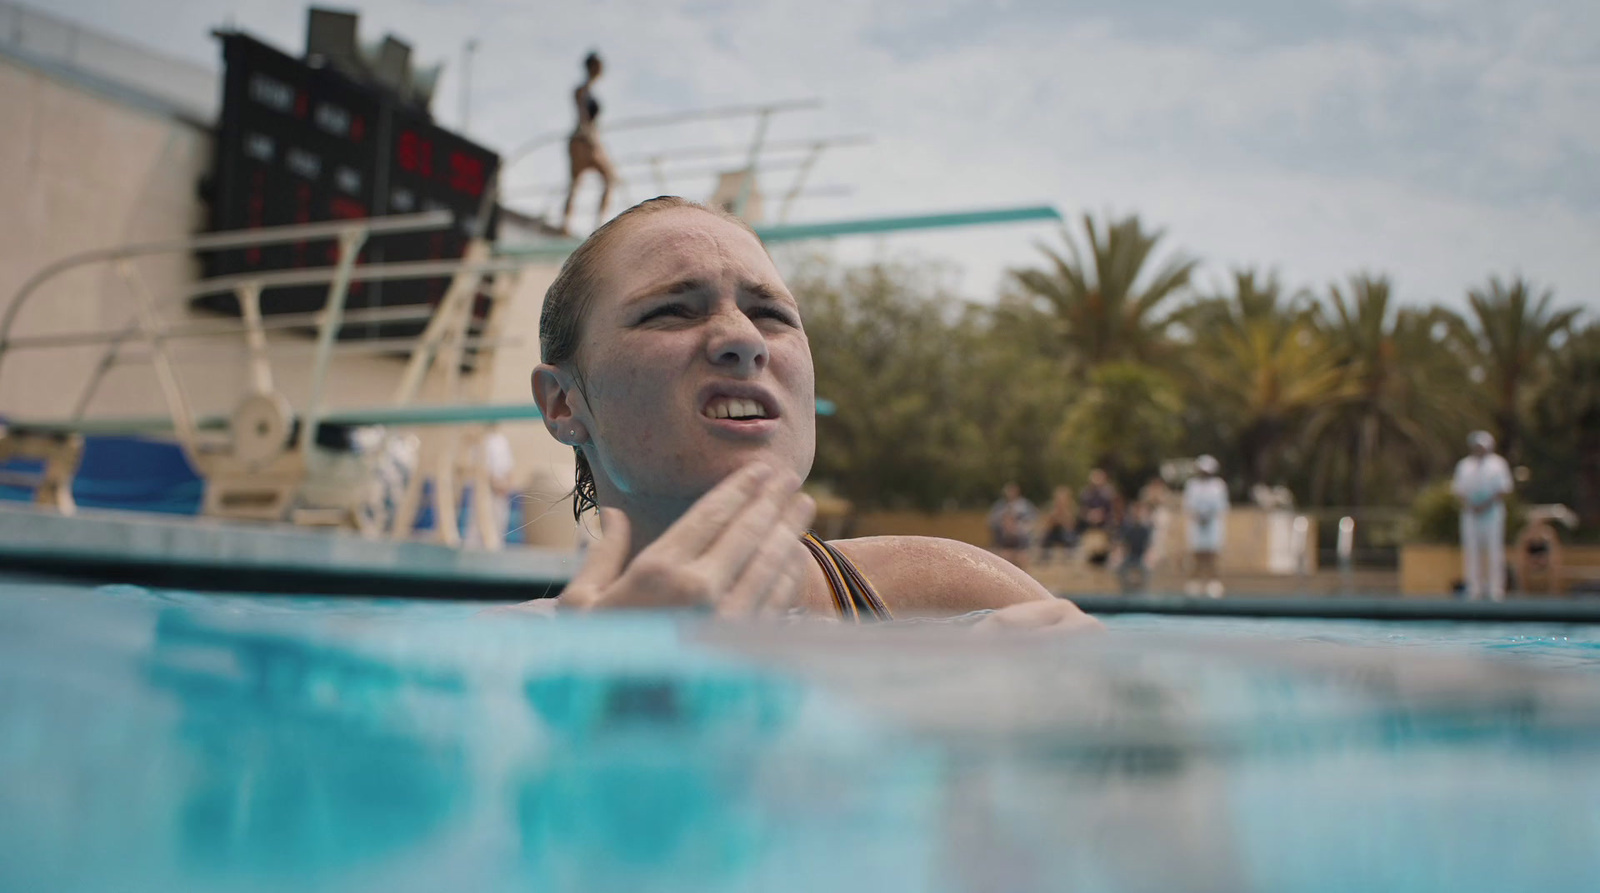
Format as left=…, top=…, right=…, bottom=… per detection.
left=1071, top=593, right=1600, bottom=622
left=1034, top=562, right=1600, bottom=621
left=4, top=502, right=1598, bottom=620
left=1032, top=561, right=1401, bottom=596
left=0, top=503, right=573, bottom=599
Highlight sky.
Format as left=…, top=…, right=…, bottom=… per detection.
left=40, top=0, right=1600, bottom=313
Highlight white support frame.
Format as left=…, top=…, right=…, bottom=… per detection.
left=0, top=211, right=530, bottom=542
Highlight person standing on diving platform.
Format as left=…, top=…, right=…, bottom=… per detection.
left=560, top=52, right=615, bottom=237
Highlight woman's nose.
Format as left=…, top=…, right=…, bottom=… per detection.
left=704, top=308, right=768, bottom=373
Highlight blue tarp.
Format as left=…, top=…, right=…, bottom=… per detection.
left=0, top=436, right=203, bottom=515
left=1, top=437, right=520, bottom=542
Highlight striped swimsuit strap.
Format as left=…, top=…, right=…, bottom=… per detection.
left=800, top=532, right=893, bottom=622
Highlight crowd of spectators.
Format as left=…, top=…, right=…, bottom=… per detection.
left=987, top=457, right=1231, bottom=596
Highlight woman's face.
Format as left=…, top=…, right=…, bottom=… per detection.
left=569, top=208, right=816, bottom=504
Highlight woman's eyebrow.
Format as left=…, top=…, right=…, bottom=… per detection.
left=742, top=282, right=792, bottom=303
left=625, top=277, right=709, bottom=303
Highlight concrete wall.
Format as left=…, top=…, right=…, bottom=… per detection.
left=0, top=52, right=211, bottom=418
left=1400, top=543, right=1600, bottom=596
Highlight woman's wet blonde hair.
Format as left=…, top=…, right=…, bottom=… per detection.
left=538, top=196, right=763, bottom=519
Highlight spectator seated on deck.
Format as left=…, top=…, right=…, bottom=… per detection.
left=1513, top=506, right=1577, bottom=596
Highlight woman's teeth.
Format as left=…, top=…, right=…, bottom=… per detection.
left=705, top=398, right=768, bottom=420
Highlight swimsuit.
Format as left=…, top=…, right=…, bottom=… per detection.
left=572, top=87, right=601, bottom=144
left=801, top=532, right=892, bottom=622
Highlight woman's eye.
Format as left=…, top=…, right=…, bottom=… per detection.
left=640, top=304, right=693, bottom=322
left=751, top=306, right=799, bottom=327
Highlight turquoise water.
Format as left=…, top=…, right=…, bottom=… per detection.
left=3, top=581, right=1599, bottom=893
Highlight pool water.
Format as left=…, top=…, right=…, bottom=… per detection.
left=3, top=581, right=1599, bottom=893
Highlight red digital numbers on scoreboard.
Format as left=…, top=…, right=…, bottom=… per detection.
left=397, top=129, right=488, bottom=198
left=448, top=151, right=486, bottom=197
left=329, top=196, right=368, bottom=219
left=396, top=129, right=434, bottom=176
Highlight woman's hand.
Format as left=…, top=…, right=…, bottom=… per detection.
left=559, top=463, right=816, bottom=617
left=972, top=598, right=1103, bottom=634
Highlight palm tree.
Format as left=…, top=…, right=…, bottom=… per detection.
left=1180, top=269, right=1308, bottom=336
left=1447, top=275, right=1579, bottom=463
left=1533, top=322, right=1600, bottom=526
left=1181, top=269, right=1346, bottom=488
left=1004, top=214, right=1198, bottom=374
left=1304, top=274, right=1476, bottom=506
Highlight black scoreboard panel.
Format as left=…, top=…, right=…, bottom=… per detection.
left=198, top=33, right=499, bottom=341
left=367, top=101, right=496, bottom=333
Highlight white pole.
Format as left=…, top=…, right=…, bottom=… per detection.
left=298, top=227, right=368, bottom=455
left=460, top=38, right=478, bottom=133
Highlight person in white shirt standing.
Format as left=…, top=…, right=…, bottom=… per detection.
left=1451, top=431, right=1514, bottom=601
left=1182, top=455, right=1230, bottom=598
left=464, top=425, right=517, bottom=550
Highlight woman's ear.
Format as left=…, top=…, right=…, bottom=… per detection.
left=532, top=364, right=590, bottom=446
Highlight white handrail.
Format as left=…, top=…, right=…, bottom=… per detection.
left=3, top=305, right=441, bottom=351
left=0, top=210, right=453, bottom=360
left=174, top=255, right=527, bottom=300
left=0, top=210, right=529, bottom=443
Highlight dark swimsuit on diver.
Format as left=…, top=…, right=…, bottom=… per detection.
left=801, top=531, right=892, bottom=622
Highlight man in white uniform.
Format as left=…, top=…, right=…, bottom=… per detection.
left=1452, top=431, right=1514, bottom=601
left=464, top=425, right=517, bottom=549
left=1182, top=455, right=1230, bottom=598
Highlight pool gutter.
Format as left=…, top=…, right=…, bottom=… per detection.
left=1071, top=594, right=1600, bottom=623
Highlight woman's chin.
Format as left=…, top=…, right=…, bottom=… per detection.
left=693, top=446, right=799, bottom=482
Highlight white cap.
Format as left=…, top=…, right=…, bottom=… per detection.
left=1196, top=454, right=1220, bottom=474
left=1468, top=430, right=1496, bottom=450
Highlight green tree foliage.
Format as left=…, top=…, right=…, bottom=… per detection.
left=950, top=306, right=1087, bottom=502
left=1004, top=214, right=1198, bottom=374
left=797, top=258, right=983, bottom=511
left=1181, top=270, right=1346, bottom=488
left=797, top=257, right=1087, bottom=510
left=790, top=229, right=1588, bottom=522
left=1530, top=323, right=1600, bottom=526
left=1057, top=362, right=1183, bottom=487
left=1302, top=275, right=1476, bottom=506
left=1446, top=275, right=1579, bottom=463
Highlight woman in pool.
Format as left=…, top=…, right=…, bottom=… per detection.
left=520, top=196, right=1096, bottom=630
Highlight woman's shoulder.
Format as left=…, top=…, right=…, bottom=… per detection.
left=826, top=535, right=1051, bottom=615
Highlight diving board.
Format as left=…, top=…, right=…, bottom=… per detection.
left=5, top=396, right=840, bottom=437
left=755, top=205, right=1061, bottom=243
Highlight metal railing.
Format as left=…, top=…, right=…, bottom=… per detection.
left=0, top=210, right=530, bottom=456
left=1301, top=507, right=1409, bottom=569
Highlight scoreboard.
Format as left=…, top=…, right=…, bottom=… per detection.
left=198, top=33, right=499, bottom=340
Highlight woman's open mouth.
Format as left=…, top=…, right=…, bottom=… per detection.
left=702, top=396, right=771, bottom=421
left=699, top=387, right=780, bottom=437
